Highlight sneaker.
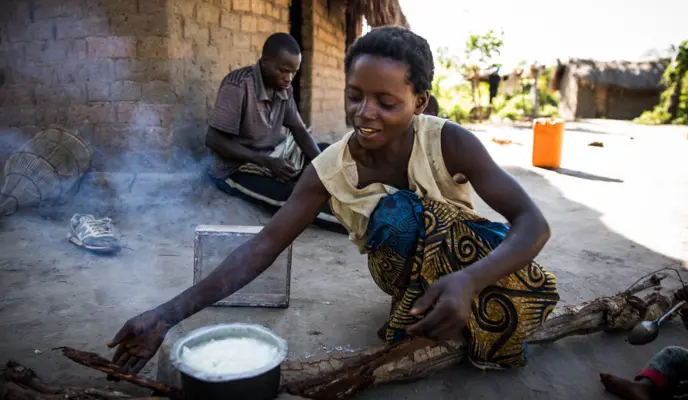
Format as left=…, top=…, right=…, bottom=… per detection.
left=67, top=214, right=121, bottom=254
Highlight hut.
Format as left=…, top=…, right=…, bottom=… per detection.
left=551, top=58, right=669, bottom=120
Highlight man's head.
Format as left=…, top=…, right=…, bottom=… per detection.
left=424, top=94, right=439, bottom=116
left=260, top=33, right=302, bottom=91
left=344, top=26, right=434, bottom=150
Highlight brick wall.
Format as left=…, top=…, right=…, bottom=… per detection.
left=0, top=0, right=350, bottom=171
left=300, top=0, right=349, bottom=143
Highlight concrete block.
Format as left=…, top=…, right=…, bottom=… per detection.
left=193, top=225, right=292, bottom=307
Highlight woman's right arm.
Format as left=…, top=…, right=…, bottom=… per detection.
left=108, top=165, right=331, bottom=372
left=160, top=164, right=330, bottom=322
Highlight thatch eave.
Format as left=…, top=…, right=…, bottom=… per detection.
left=346, top=0, right=409, bottom=29
left=552, top=58, right=669, bottom=92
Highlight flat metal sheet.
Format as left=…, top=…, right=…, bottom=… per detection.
left=193, top=225, right=291, bottom=308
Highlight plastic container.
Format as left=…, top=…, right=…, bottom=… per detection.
left=532, top=118, right=564, bottom=168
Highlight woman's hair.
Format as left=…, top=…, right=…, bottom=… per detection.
left=344, top=26, right=434, bottom=95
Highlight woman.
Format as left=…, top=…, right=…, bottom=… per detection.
left=108, top=26, right=559, bottom=373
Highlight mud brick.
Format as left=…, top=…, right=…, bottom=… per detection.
left=139, top=0, right=168, bottom=13
left=73, top=39, right=87, bottom=60
left=129, top=104, right=175, bottom=126
left=87, top=59, right=117, bottom=81
left=197, top=3, right=221, bottom=25
left=183, top=19, right=209, bottom=43
left=116, top=102, right=136, bottom=122
left=142, top=81, right=177, bottom=103
left=171, top=1, right=196, bottom=17
left=87, top=36, right=135, bottom=59
left=68, top=103, right=116, bottom=124
left=115, top=59, right=170, bottom=81
left=220, top=11, right=240, bottom=30
left=209, top=27, right=232, bottom=46
left=87, top=81, right=110, bottom=101
left=35, top=84, right=87, bottom=106
left=137, top=37, right=169, bottom=60
left=250, top=0, right=266, bottom=14
left=194, top=225, right=292, bottom=307
left=169, top=40, right=193, bottom=59
left=257, top=17, right=275, bottom=33
left=110, top=13, right=168, bottom=37
left=85, top=0, right=137, bottom=16
left=110, top=81, right=141, bottom=101
left=211, top=0, right=233, bottom=11
left=8, top=0, right=30, bottom=21
left=142, top=126, right=173, bottom=148
left=25, top=40, right=71, bottom=63
left=275, top=0, right=291, bottom=6
left=232, top=0, right=251, bottom=11
left=26, top=22, right=55, bottom=41
left=34, top=0, right=85, bottom=20
left=240, top=15, right=257, bottom=32
left=42, top=106, right=70, bottom=126
left=6, top=21, right=30, bottom=42
left=93, top=123, right=133, bottom=149
left=233, top=32, right=251, bottom=49
left=251, top=32, right=267, bottom=50
left=56, top=17, right=109, bottom=39
left=0, top=86, right=35, bottom=107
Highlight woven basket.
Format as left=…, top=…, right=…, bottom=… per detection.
left=0, top=127, right=92, bottom=217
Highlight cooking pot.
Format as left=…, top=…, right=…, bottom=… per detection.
left=170, top=323, right=288, bottom=400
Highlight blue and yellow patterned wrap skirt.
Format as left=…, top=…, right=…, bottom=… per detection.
left=365, top=190, right=560, bottom=369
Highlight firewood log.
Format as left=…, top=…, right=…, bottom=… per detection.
left=279, top=274, right=673, bottom=399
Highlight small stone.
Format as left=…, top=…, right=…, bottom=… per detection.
left=34, top=349, right=42, bottom=354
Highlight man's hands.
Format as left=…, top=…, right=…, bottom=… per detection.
left=108, top=309, right=173, bottom=373
left=406, top=270, right=479, bottom=341
left=264, top=157, right=299, bottom=181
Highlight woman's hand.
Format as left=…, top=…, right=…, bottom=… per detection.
left=406, top=270, right=478, bottom=341
left=107, top=308, right=173, bottom=373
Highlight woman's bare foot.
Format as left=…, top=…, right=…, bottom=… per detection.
left=599, top=373, right=655, bottom=400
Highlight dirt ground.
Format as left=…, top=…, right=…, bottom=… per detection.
left=1, top=119, right=687, bottom=399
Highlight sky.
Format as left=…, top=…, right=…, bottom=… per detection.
left=398, top=0, right=688, bottom=69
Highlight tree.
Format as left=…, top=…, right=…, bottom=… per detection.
left=462, top=30, right=504, bottom=109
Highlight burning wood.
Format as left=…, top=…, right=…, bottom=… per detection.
left=0, top=360, right=169, bottom=399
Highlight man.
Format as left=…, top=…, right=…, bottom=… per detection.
left=424, top=94, right=439, bottom=116
left=206, top=32, right=342, bottom=231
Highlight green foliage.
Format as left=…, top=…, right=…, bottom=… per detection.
left=634, top=40, right=688, bottom=125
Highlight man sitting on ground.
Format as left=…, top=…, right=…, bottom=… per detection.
left=424, top=94, right=439, bottom=116
left=206, top=32, right=341, bottom=231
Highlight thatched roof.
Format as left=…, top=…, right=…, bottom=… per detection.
left=553, top=58, right=669, bottom=91
left=347, top=0, right=409, bottom=28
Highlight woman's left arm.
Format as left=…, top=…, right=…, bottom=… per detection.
left=407, top=121, right=550, bottom=339
left=440, top=121, right=550, bottom=291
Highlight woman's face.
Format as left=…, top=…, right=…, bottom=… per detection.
left=345, top=55, right=428, bottom=150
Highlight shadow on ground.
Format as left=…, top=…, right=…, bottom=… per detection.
left=0, top=165, right=686, bottom=400
left=538, top=167, right=624, bottom=183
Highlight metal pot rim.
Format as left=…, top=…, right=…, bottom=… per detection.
left=170, top=323, right=288, bottom=382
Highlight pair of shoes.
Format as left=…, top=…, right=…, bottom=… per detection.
left=67, top=214, right=121, bottom=254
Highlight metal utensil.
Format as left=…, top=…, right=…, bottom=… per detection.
left=627, top=300, right=686, bottom=345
